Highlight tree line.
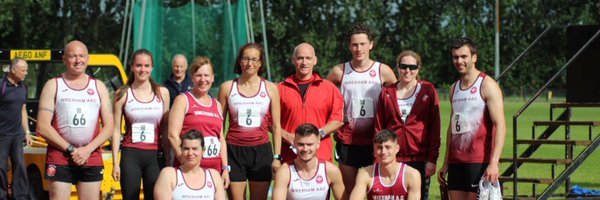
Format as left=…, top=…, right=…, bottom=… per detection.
left=1, top=0, right=598, bottom=96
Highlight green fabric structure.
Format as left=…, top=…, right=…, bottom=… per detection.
left=133, top=0, right=249, bottom=94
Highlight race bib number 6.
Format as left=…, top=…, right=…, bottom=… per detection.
left=351, top=98, right=374, bottom=118
left=237, top=106, right=261, bottom=127
left=451, top=113, right=470, bottom=134
left=67, top=107, right=91, bottom=127
left=132, top=123, right=155, bottom=143
left=203, top=136, right=221, bottom=158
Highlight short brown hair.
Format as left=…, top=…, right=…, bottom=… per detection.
left=450, top=37, right=478, bottom=55
left=374, top=129, right=397, bottom=144
left=346, top=23, right=374, bottom=43
left=190, top=56, right=214, bottom=75
left=295, top=123, right=319, bottom=137
left=181, top=129, right=205, bottom=149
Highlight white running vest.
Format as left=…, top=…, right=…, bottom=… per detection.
left=396, top=83, right=421, bottom=122
left=228, top=80, right=270, bottom=128
left=53, top=77, right=101, bottom=147
left=451, top=75, right=486, bottom=149
left=123, top=87, right=163, bottom=145
left=172, top=168, right=216, bottom=200
left=287, top=160, right=330, bottom=200
left=340, top=62, right=382, bottom=123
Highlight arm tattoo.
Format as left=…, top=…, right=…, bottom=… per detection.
left=40, top=107, right=54, bottom=113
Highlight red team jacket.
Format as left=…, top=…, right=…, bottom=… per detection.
left=374, top=80, right=441, bottom=163
left=278, top=73, right=344, bottom=162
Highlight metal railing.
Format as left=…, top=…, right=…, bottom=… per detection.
left=511, top=27, right=600, bottom=199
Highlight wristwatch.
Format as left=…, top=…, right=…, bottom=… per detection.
left=273, top=154, right=282, bottom=161
left=222, top=165, right=231, bottom=172
left=319, top=129, right=326, bottom=138
left=66, top=144, right=75, bottom=154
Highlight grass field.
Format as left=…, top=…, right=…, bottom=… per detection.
left=426, top=100, right=600, bottom=199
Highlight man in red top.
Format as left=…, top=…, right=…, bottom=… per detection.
left=278, top=43, right=344, bottom=162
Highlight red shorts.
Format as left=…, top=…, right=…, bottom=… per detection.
left=201, top=158, right=222, bottom=173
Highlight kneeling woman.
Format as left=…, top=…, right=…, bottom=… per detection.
left=154, top=130, right=226, bottom=200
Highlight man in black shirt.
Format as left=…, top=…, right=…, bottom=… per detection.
left=0, top=57, right=32, bottom=200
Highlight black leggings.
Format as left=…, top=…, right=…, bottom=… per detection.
left=120, top=148, right=165, bottom=200
left=405, top=161, right=431, bottom=200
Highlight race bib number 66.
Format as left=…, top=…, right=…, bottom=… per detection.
left=203, top=136, right=221, bottom=158
left=67, top=107, right=91, bottom=127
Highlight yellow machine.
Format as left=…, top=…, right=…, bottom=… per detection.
left=1, top=49, right=129, bottom=200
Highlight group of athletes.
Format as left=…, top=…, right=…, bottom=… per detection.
left=27, top=23, right=505, bottom=200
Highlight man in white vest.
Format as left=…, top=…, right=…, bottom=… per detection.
left=273, top=123, right=346, bottom=200
left=327, top=23, right=397, bottom=192
left=36, top=40, right=115, bottom=200
left=438, top=37, right=506, bottom=200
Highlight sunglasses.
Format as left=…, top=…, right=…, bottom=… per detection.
left=397, top=64, right=419, bottom=70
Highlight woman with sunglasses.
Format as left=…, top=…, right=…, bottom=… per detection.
left=217, top=43, right=282, bottom=200
left=374, top=50, right=441, bottom=200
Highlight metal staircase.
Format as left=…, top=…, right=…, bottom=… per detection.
left=497, top=27, right=600, bottom=199
left=500, top=103, right=600, bottom=199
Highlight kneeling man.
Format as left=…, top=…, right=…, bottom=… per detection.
left=350, top=129, right=421, bottom=200
left=273, top=123, right=346, bottom=200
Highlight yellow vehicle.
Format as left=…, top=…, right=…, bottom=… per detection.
left=1, top=49, right=128, bottom=200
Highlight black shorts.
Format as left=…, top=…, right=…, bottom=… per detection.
left=227, top=143, right=273, bottom=182
left=335, top=143, right=373, bottom=168
left=447, top=163, right=489, bottom=192
left=405, top=161, right=431, bottom=200
left=44, top=164, right=104, bottom=184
